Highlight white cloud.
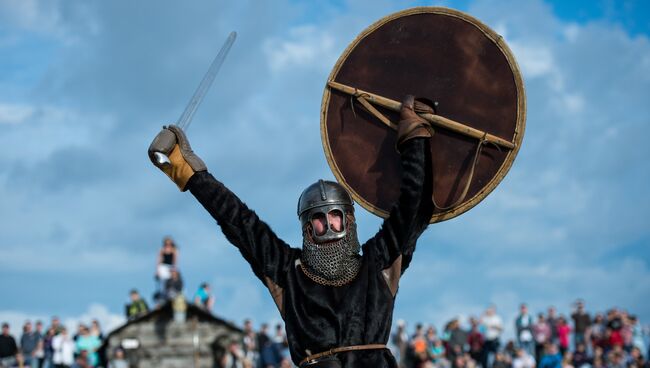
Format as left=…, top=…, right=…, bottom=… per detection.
left=0, top=103, right=34, bottom=125
left=65, top=303, right=126, bottom=333
left=263, top=25, right=337, bottom=73
left=0, top=103, right=113, bottom=164
left=0, top=0, right=99, bottom=44
left=509, top=42, right=555, bottom=78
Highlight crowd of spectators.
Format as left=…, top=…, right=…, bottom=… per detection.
left=1, top=300, right=647, bottom=368
left=3, top=237, right=647, bottom=368
left=0, top=316, right=292, bottom=368
left=390, top=301, right=649, bottom=368
left=220, top=319, right=292, bottom=368
left=0, top=317, right=111, bottom=368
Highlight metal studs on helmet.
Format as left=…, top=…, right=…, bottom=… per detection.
left=297, top=180, right=354, bottom=243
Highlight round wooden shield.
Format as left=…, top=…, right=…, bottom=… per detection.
left=321, top=7, right=526, bottom=223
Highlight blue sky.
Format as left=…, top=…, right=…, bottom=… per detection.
left=1, top=0, right=649, bottom=338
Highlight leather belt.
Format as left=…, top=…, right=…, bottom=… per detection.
left=299, top=344, right=387, bottom=366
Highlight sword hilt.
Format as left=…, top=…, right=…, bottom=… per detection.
left=153, top=152, right=171, bottom=167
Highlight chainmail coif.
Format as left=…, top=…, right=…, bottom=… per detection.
left=301, top=223, right=362, bottom=286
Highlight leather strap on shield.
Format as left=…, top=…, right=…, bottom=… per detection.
left=321, top=7, right=526, bottom=223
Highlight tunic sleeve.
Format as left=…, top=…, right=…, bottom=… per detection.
left=186, top=172, right=294, bottom=288
left=362, top=137, right=433, bottom=277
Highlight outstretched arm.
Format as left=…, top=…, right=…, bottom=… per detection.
left=186, top=171, right=294, bottom=286
left=148, top=125, right=294, bottom=290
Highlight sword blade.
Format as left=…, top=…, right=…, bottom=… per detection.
left=177, top=31, right=237, bottom=131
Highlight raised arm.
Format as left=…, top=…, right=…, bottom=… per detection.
left=148, top=125, right=294, bottom=289
left=186, top=171, right=294, bottom=286
left=363, top=96, right=434, bottom=282
left=364, top=138, right=432, bottom=269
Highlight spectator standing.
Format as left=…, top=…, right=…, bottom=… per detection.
left=49, top=317, right=64, bottom=335
left=492, top=352, right=510, bottom=368
left=259, top=323, right=282, bottom=368
left=90, top=320, right=103, bottom=341
left=534, top=313, right=552, bottom=363
left=410, top=323, right=430, bottom=365
left=52, top=327, right=75, bottom=368
left=165, top=268, right=184, bottom=300
left=570, top=300, right=591, bottom=349
left=430, top=338, right=447, bottom=366
left=125, top=289, right=149, bottom=319
left=0, top=323, right=18, bottom=368
left=73, top=324, right=84, bottom=342
left=75, top=325, right=101, bottom=367
left=71, top=350, right=90, bottom=368
left=272, top=324, right=289, bottom=364
left=589, top=314, right=606, bottom=351
left=621, top=311, right=633, bottom=351
left=547, top=307, right=559, bottom=345
left=21, top=321, right=40, bottom=367
left=512, top=348, right=535, bottom=368
left=34, top=320, right=45, bottom=368
left=607, top=347, right=627, bottom=368
left=561, top=351, right=574, bottom=368
left=629, top=316, right=645, bottom=353
left=628, top=346, right=645, bottom=368
left=108, top=348, right=129, bottom=368
left=607, top=309, right=625, bottom=348
left=467, top=317, right=484, bottom=366
left=571, top=343, right=590, bottom=368
left=426, top=325, right=438, bottom=350
left=222, top=341, right=245, bottom=368
left=241, top=319, right=258, bottom=367
left=592, top=346, right=604, bottom=366
left=538, top=343, right=562, bottom=368
left=557, top=316, right=571, bottom=356
left=43, top=327, right=56, bottom=368
left=193, top=282, right=215, bottom=311
left=446, top=319, right=468, bottom=361
left=515, top=304, right=535, bottom=357
left=390, top=320, right=409, bottom=368
left=505, top=340, right=518, bottom=360
left=482, top=305, right=504, bottom=368
left=156, top=236, right=178, bottom=296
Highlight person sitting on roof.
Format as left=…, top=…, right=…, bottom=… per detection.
left=193, top=282, right=215, bottom=311
left=125, top=289, right=149, bottom=320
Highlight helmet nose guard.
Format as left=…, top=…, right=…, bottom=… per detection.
left=297, top=180, right=354, bottom=243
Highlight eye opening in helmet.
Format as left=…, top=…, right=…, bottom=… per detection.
left=311, top=212, right=327, bottom=236
left=328, top=209, right=344, bottom=233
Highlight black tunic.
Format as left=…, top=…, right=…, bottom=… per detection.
left=187, top=138, right=433, bottom=367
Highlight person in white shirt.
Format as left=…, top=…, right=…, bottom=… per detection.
left=513, top=348, right=536, bottom=368
left=482, top=305, right=504, bottom=368
left=52, top=327, right=75, bottom=368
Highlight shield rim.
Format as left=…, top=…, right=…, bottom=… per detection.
left=320, top=6, right=526, bottom=224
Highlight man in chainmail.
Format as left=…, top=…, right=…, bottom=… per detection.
left=148, top=95, right=434, bottom=368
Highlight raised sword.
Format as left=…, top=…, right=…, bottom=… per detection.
left=153, top=31, right=237, bottom=166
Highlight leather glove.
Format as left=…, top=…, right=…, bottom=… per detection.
left=148, top=125, right=207, bottom=191
left=396, top=95, right=434, bottom=150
